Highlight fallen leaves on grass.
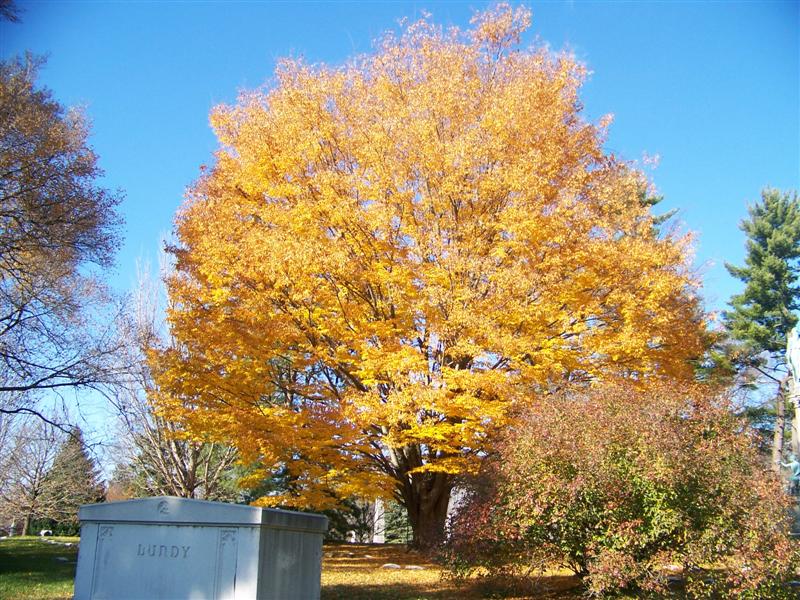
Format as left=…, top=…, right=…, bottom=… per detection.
left=321, top=543, right=583, bottom=600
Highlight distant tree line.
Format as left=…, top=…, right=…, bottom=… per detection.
left=0, top=421, right=103, bottom=536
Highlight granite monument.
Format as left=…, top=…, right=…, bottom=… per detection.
left=73, top=496, right=327, bottom=600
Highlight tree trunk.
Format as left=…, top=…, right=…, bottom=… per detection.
left=788, top=379, right=800, bottom=457
left=393, top=462, right=453, bottom=551
left=402, top=474, right=452, bottom=550
left=387, top=443, right=454, bottom=550
left=22, top=514, right=30, bottom=537
left=773, top=391, right=786, bottom=472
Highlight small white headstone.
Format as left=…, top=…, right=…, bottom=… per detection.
left=73, top=496, right=327, bottom=600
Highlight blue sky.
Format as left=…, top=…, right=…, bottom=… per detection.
left=2, top=0, right=797, bottom=314
left=0, top=0, right=796, bottom=459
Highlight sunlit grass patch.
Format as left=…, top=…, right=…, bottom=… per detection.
left=0, top=536, right=79, bottom=600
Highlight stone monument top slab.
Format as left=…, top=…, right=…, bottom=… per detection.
left=78, top=496, right=327, bottom=531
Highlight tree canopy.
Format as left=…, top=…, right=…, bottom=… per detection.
left=0, top=417, right=60, bottom=535
left=153, top=5, right=705, bottom=547
left=0, top=55, right=123, bottom=421
left=113, top=262, right=239, bottom=501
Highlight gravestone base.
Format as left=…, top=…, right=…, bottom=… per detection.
left=74, top=497, right=327, bottom=600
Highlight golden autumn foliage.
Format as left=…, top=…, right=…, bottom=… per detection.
left=152, top=5, right=705, bottom=546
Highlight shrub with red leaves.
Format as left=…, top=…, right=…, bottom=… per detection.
left=446, top=383, right=799, bottom=598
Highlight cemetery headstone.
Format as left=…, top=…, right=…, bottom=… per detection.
left=73, top=496, right=327, bottom=600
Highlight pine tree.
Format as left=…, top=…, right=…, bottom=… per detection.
left=383, top=501, right=412, bottom=545
left=41, top=428, right=104, bottom=527
left=726, top=189, right=800, bottom=353
left=725, top=188, right=800, bottom=468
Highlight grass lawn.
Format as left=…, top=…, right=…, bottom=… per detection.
left=0, top=537, right=705, bottom=599
left=0, top=536, right=78, bottom=600
left=3, top=534, right=797, bottom=599
left=0, top=537, right=688, bottom=600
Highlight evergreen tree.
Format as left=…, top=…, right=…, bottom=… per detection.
left=724, top=188, right=800, bottom=467
left=726, top=189, right=800, bottom=354
left=41, top=428, right=104, bottom=528
left=383, top=501, right=412, bottom=545
left=638, top=187, right=678, bottom=233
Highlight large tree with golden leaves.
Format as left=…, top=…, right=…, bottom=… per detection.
left=153, top=5, right=705, bottom=548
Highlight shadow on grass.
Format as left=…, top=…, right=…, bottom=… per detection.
left=320, top=544, right=705, bottom=599
left=323, top=582, right=456, bottom=600
left=322, top=574, right=584, bottom=600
